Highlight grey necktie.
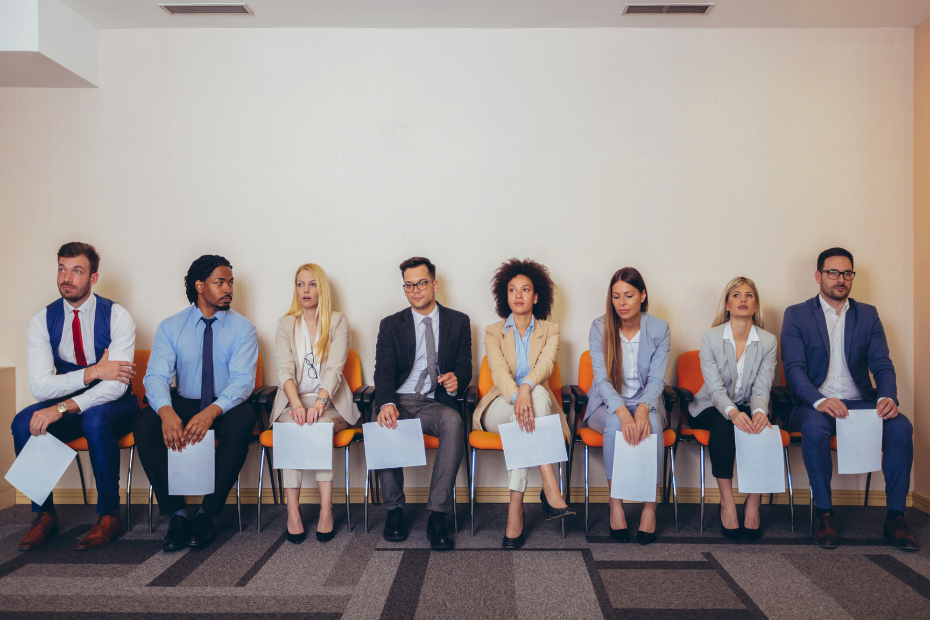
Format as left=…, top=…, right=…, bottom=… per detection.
left=413, top=316, right=439, bottom=395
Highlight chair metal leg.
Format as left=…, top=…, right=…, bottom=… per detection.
left=237, top=474, right=242, bottom=533
left=452, top=486, right=458, bottom=533
left=277, top=468, right=284, bottom=505
left=345, top=446, right=352, bottom=534
left=470, top=448, right=476, bottom=536
left=584, top=445, right=590, bottom=533
left=784, top=447, right=794, bottom=532
left=559, top=462, right=565, bottom=539
left=126, top=446, right=134, bottom=530
left=662, top=449, right=668, bottom=505
left=669, top=447, right=679, bottom=533
left=265, top=446, right=278, bottom=505
left=364, top=468, right=370, bottom=533
left=864, top=472, right=871, bottom=508
left=809, top=486, right=814, bottom=535
left=75, top=456, right=88, bottom=505
left=148, top=484, right=154, bottom=533
left=258, top=446, right=265, bottom=533
left=699, top=445, right=705, bottom=533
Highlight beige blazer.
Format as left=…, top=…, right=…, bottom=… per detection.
left=271, top=312, right=360, bottom=426
left=472, top=318, right=565, bottom=431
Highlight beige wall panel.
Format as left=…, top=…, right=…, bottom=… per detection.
left=0, top=28, right=914, bottom=494
left=915, top=18, right=930, bottom=499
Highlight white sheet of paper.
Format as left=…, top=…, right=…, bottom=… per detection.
left=734, top=425, right=786, bottom=494
left=4, top=433, right=76, bottom=506
left=362, top=419, right=427, bottom=470
left=273, top=422, right=334, bottom=470
left=610, top=433, right=658, bottom=502
left=836, top=409, right=883, bottom=474
left=498, top=414, right=567, bottom=471
left=168, top=430, right=215, bottom=495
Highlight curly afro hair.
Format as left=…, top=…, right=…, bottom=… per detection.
left=185, top=255, right=232, bottom=304
left=490, top=258, right=556, bottom=320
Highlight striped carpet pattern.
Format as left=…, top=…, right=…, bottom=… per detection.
left=0, top=502, right=926, bottom=619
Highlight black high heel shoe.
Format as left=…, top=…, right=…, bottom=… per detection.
left=502, top=511, right=526, bottom=549
left=609, top=526, right=630, bottom=542
left=741, top=510, right=762, bottom=541
left=720, top=512, right=741, bottom=541
left=539, top=489, right=576, bottom=521
left=286, top=510, right=306, bottom=544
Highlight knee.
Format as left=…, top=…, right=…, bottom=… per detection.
left=800, top=411, right=830, bottom=440
left=81, top=408, right=111, bottom=439
left=227, top=403, right=257, bottom=434
left=885, top=414, right=913, bottom=444
left=441, top=408, right=464, bottom=439
left=133, top=406, right=162, bottom=436
left=11, top=407, right=36, bottom=438
left=604, top=413, right=621, bottom=435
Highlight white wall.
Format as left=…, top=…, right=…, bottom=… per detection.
left=0, top=27, right=914, bottom=496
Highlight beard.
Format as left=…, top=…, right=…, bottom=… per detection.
left=59, top=281, right=90, bottom=302
left=822, top=283, right=850, bottom=302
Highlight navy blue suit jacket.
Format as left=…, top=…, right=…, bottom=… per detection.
left=780, top=295, right=897, bottom=407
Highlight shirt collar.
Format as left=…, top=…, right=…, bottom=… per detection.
left=191, top=304, right=228, bottom=328
left=723, top=321, right=760, bottom=343
left=411, top=304, right=439, bottom=327
left=504, top=313, right=535, bottom=336
left=64, top=294, right=96, bottom=316
left=619, top=329, right=640, bottom=345
left=818, top=294, right=849, bottom=317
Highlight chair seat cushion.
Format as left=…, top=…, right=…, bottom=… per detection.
left=67, top=433, right=135, bottom=451
left=787, top=431, right=837, bottom=450
left=469, top=430, right=503, bottom=450
left=679, top=427, right=710, bottom=446
left=424, top=434, right=440, bottom=450
left=259, top=427, right=363, bottom=449
left=830, top=435, right=838, bottom=451
left=580, top=428, right=677, bottom=448
left=780, top=429, right=790, bottom=448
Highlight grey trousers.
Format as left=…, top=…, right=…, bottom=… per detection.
left=378, top=393, right=464, bottom=514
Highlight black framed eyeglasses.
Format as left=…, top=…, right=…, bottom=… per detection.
left=820, top=269, right=856, bottom=281
left=304, top=353, right=318, bottom=380
left=403, top=279, right=432, bottom=293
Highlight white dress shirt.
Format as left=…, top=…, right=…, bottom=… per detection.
left=26, top=295, right=135, bottom=412
left=812, top=295, right=890, bottom=409
left=296, top=324, right=322, bottom=395
left=619, top=330, right=643, bottom=399
left=397, top=305, right=441, bottom=398
left=722, top=321, right=765, bottom=417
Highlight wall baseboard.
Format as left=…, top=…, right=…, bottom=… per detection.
left=17, top=486, right=912, bottom=508
left=912, top=492, right=930, bottom=515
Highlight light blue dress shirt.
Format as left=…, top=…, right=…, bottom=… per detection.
left=504, top=314, right=535, bottom=403
left=144, top=306, right=258, bottom=414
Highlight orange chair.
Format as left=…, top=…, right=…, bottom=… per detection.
left=464, top=356, right=572, bottom=538
left=67, top=349, right=150, bottom=529
left=256, top=350, right=375, bottom=534
left=673, top=350, right=794, bottom=532
left=567, top=351, right=680, bottom=533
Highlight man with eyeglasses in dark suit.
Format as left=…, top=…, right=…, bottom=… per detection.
left=781, top=247, right=916, bottom=551
left=373, top=257, right=472, bottom=550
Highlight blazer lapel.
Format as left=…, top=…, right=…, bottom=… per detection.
left=293, top=317, right=306, bottom=369
left=742, top=340, right=759, bottom=388
left=723, top=334, right=739, bottom=387
left=529, top=321, right=544, bottom=367
left=437, top=304, right=452, bottom=371
left=401, top=310, right=416, bottom=368
left=844, top=300, right=857, bottom=365
left=501, top=322, right=518, bottom=374
left=812, top=296, right=831, bottom=352
left=637, top=316, right=651, bottom=384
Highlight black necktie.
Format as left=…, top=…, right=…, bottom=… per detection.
left=200, top=317, right=218, bottom=412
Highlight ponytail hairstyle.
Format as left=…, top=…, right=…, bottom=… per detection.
left=286, top=263, right=333, bottom=363
left=603, top=268, right=648, bottom=393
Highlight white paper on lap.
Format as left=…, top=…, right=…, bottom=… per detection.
left=272, top=422, right=334, bottom=470
left=4, top=433, right=77, bottom=506
left=610, top=433, right=658, bottom=502
left=498, top=414, right=567, bottom=471
left=362, top=419, right=427, bottom=470
left=836, top=410, right=882, bottom=474
left=734, top=425, right=786, bottom=494
left=168, top=430, right=215, bottom=495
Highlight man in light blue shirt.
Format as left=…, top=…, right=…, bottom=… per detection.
left=135, top=255, right=258, bottom=552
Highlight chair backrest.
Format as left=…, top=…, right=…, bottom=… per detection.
left=131, top=350, right=150, bottom=408
left=343, top=350, right=362, bottom=393
left=677, top=350, right=703, bottom=395
left=255, top=353, right=264, bottom=389
left=577, top=351, right=593, bottom=393
left=476, top=355, right=562, bottom=400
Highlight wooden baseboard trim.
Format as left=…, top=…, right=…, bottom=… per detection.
left=18, top=486, right=912, bottom=508
left=912, top=492, right=930, bottom=515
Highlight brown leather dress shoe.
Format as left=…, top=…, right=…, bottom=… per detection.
left=19, top=512, right=59, bottom=551
left=883, top=516, right=919, bottom=551
left=813, top=513, right=839, bottom=549
left=75, top=514, right=124, bottom=550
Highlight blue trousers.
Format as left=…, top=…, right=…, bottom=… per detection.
left=585, top=401, right=664, bottom=483
left=789, top=400, right=913, bottom=512
left=12, top=397, right=139, bottom=514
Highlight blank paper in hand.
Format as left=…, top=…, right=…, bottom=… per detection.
left=610, top=433, right=658, bottom=502
left=4, top=433, right=76, bottom=506
left=734, top=425, right=786, bottom=494
left=169, top=430, right=215, bottom=495
left=273, top=422, right=334, bottom=470
left=362, top=419, right=427, bottom=470
left=498, top=414, right=567, bottom=471
left=836, top=410, right=882, bottom=474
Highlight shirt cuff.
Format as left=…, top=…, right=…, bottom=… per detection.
left=214, top=396, right=233, bottom=414
left=812, top=397, right=826, bottom=410
left=520, top=379, right=534, bottom=390
left=510, top=392, right=519, bottom=404
left=877, top=397, right=893, bottom=405
left=447, top=390, right=457, bottom=397
left=752, top=408, right=766, bottom=417
left=380, top=402, right=396, bottom=410
left=724, top=405, right=737, bottom=418
left=71, top=393, right=90, bottom=413
left=69, top=368, right=88, bottom=393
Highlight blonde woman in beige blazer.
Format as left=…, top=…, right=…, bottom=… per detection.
left=272, top=264, right=359, bottom=544
left=473, top=259, right=574, bottom=549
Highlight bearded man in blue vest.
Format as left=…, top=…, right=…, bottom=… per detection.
left=13, top=242, right=139, bottom=551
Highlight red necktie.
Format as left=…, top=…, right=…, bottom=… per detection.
left=72, top=310, right=88, bottom=367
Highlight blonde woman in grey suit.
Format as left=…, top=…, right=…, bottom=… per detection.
left=689, top=277, right=777, bottom=541
left=272, top=264, right=360, bottom=544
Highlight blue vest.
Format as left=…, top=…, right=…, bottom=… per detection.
left=46, top=295, right=135, bottom=403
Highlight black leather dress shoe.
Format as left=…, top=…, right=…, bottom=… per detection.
left=426, top=511, right=454, bottom=551
left=609, top=526, right=630, bottom=542
left=163, top=515, right=191, bottom=552
left=186, top=512, right=215, bottom=548
left=383, top=508, right=407, bottom=542
left=884, top=516, right=919, bottom=551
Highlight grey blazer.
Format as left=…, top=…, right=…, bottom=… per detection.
left=691, top=323, right=777, bottom=419
left=585, top=312, right=671, bottom=421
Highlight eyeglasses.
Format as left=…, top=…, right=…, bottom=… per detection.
left=304, top=353, right=318, bottom=380
left=403, top=279, right=432, bottom=293
left=820, top=270, right=856, bottom=281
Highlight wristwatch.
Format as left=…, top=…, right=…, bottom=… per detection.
left=316, top=397, right=329, bottom=406
left=56, top=402, right=69, bottom=415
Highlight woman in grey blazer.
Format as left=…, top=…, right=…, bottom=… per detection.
left=272, top=263, right=360, bottom=544
left=689, top=277, right=776, bottom=541
left=586, top=268, right=670, bottom=545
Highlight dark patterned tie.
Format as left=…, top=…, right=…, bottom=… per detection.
left=413, top=317, right=439, bottom=395
left=200, top=317, right=218, bottom=412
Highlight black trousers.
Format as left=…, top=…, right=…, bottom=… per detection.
left=134, top=396, right=256, bottom=518
left=688, top=405, right=750, bottom=480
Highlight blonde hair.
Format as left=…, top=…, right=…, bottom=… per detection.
left=287, top=264, right=333, bottom=363
left=712, top=277, right=765, bottom=328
